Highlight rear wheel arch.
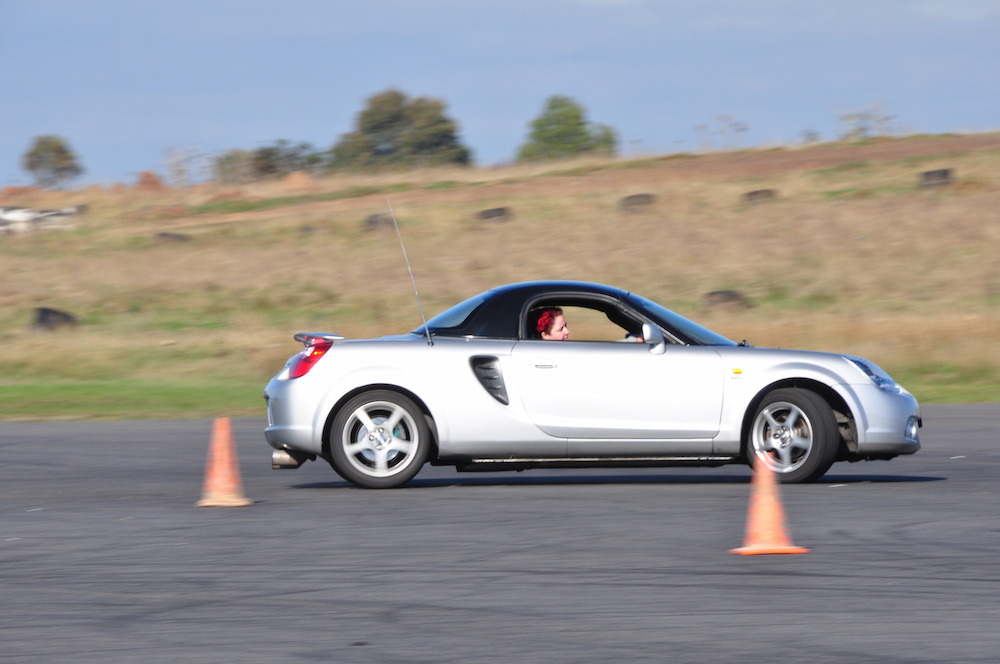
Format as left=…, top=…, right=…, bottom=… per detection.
left=322, top=384, right=438, bottom=462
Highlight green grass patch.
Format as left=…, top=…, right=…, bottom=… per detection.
left=823, top=188, right=866, bottom=200
left=822, top=184, right=913, bottom=200
left=898, top=153, right=960, bottom=167
left=192, top=196, right=311, bottom=215
left=149, top=320, right=232, bottom=331
left=425, top=180, right=461, bottom=190
left=190, top=184, right=414, bottom=215
left=893, top=363, right=1000, bottom=403
left=815, top=161, right=870, bottom=175
left=899, top=133, right=961, bottom=141
left=0, top=380, right=266, bottom=421
left=541, top=165, right=605, bottom=177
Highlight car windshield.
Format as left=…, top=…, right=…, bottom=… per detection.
left=626, top=293, right=737, bottom=346
left=415, top=292, right=489, bottom=334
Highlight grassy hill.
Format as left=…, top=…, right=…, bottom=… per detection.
left=2, top=133, right=999, bottom=420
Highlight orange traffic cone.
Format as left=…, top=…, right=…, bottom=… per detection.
left=729, top=457, right=808, bottom=555
left=195, top=417, right=251, bottom=507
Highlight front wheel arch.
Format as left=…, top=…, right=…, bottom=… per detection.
left=740, top=380, right=852, bottom=482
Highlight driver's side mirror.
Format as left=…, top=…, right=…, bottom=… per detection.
left=642, top=323, right=666, bottom=355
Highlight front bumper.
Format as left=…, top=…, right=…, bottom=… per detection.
left=852, top=384, right=921, bottom=457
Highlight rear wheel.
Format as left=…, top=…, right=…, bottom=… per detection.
left=748, top=388, right=838, bottom=483
left=330, top=390, right=430, bottom=488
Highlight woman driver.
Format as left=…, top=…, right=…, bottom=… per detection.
left=536, top=308, right=569, bottom=341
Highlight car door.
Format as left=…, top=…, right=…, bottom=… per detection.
left=509, top=339, right=724, bottom=454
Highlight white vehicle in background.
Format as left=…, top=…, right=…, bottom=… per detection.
left=264, top=281, right=921, bottom=488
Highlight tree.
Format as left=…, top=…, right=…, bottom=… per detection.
left=212, top=149, right=253, bottom=184
left=212, top=140, right=325, bottom=184
left=518, top=96, right=619, bottom=161
left=838, top=104, right=895, bottom=142
left=251, top=140, right=324, bottom=177
left=589, top=123, right=618, bottom=156
left=22, top=135, right=84, bottom=188
left=330, top=89, right=471, bottom=169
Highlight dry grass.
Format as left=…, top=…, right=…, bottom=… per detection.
left=2, top=133, right=999, bottom=417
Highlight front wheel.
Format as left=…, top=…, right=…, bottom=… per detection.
left=330, top=390, right=430, bottom=488
left=748, top=388, right=839, bottom=483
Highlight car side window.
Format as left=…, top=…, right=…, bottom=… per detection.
left=528, top=303, right=643, bottom=342
left=562, top=306, right=628, bottom=341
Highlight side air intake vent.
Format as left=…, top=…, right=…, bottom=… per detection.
left=470, top=356, right=509, bottom=405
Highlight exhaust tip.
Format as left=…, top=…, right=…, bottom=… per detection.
left=272, top=448, right=309, bottom=469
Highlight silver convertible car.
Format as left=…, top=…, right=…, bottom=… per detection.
left=264, top=281, right=920, bottom=488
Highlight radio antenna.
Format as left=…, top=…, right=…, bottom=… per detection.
left=387, top=198, right=433, bottom=346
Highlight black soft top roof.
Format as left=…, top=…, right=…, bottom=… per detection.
left=425, top=281, right=626, bottom=339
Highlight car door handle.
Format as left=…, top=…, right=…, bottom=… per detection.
left=534, top=364, right=557, bottom=369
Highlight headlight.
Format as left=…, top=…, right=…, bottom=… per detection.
left=845, top=356, right=900, bottom=394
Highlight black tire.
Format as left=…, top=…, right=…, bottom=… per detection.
left=329, top=390, right=430, bottom=489
left=748, top=388, right=839, bottom=483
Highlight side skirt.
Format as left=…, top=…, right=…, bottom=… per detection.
left=437, top=456, right=738, bottom=473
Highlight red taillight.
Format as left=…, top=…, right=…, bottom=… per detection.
left=287, top=341, right=333, bottom=379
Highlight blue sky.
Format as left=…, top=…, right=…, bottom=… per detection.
left=1, top=0, right=998, bottom=186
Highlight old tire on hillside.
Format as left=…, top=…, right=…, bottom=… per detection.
left=749, top=388, right=839, bottom=483
left=330, top=390, right=430, bottom=489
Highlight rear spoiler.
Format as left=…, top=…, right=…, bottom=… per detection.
left=293, top=332, right=345, bottom=347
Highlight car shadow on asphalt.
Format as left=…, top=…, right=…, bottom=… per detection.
left=289, top=473, right=946, bottom=489
left=814, top=474, right=946, bottom=484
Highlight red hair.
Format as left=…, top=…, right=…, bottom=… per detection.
left=536, top=308, right=563, bottom=335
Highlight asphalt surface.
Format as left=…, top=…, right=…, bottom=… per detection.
left=1, top=403, right=998, bottom=663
